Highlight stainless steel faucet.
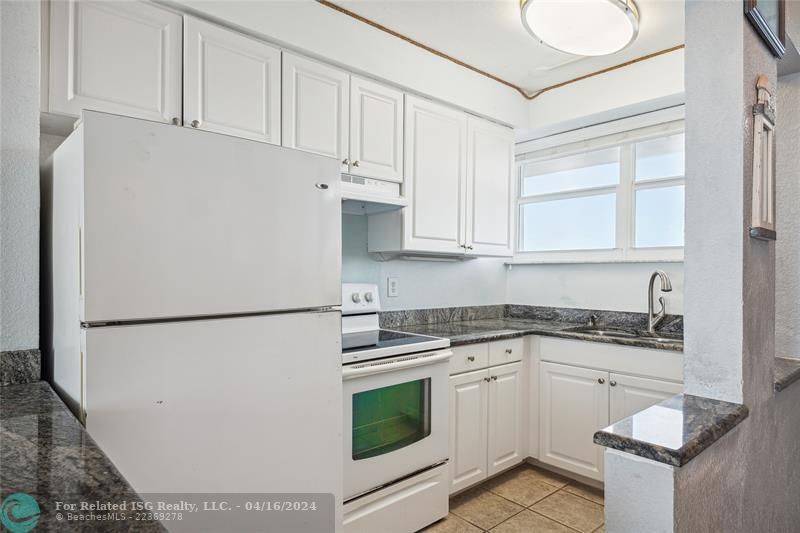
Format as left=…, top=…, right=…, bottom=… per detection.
left=647, top=271, right=673, bottom=334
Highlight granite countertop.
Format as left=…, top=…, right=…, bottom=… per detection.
left=593, top=393, right=749, bottom=467
left=395, top=317, right=684, bottom=352
left=774, top=356, right=800, bottom=392
left=1, top=382, right=165, bottom=532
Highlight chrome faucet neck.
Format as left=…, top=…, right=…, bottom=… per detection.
left=647, top=271, right=672, bottom=334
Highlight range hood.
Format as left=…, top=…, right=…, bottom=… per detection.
left=341, top=174, right=407, bottom=215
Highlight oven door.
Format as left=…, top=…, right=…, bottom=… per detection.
left=342, top=349, right=452, bottom=501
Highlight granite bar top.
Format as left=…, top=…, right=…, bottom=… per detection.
left=593, top=393, right=749, bottom=467
left=774, top=357, right=800, bottom=392
left=395, top=317, right=684, bottom=351
left=1, top=382, right=165, bottom=532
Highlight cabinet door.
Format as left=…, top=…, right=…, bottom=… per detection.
left=449, top=369, right=489, bottom=494
left=49, top=0, right=182, bottom=123
left=465, top=118, right=514, bottom=257
left=183, top=16, right=280, bottom=144
left=609, top=373, right=683, bottom=424
left=282, top=53, right=349, bottom=171
left=487, top=362, right=524, bottom=476
left=350, top=77, right=404, bottom=182
left=539, top=362, right=609, bottom=481
left=404, top=95, right=468, bottom=254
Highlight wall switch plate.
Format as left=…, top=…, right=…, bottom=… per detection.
left=387, top=277, right=399, bottom=298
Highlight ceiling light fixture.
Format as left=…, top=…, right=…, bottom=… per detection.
left=520, top=0, right=640, bottom=56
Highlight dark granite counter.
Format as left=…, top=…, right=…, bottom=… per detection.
left=394, top=317, right=684, bottom=351
left=1, top=349, right=41, bottom=385
left=593, top=393, right=749, bottom=467
left=1, top=382, right=165, bottom=532
left=774, top=357, right=800, bottom=392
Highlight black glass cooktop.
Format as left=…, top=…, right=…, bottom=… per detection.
left=342, top=329, right=437, bottom=353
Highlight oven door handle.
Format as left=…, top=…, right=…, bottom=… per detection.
left=342, top=349, right=453, bottom=379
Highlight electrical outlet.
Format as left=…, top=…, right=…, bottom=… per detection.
left=387, top=277, right=399, bottom=298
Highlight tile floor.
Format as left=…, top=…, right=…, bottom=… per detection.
left=422, top=464, right=604, bottom=533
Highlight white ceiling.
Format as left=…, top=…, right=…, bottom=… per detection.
left=335, top=0, right=685, bottom=94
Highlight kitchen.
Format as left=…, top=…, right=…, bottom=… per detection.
left=2, top=1, right=799, bottom=532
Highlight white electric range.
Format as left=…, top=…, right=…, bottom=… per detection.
left=341, top=283, right=452, bottom=533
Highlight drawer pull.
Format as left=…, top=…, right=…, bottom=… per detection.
left=598, top=378, right=606, bottom=384
left=491, top=375, right=498, bottom=381
left=483, top=377, right=491, bottom=382
left=505, top=348, right=513, bottom=354
left=610, top=380, right=617, bottom=387
left=467, top=356, right=475, bottom=362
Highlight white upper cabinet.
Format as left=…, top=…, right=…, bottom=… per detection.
left=402, top=95, right=468, bottom=254
left=349, top=77, right=404, bottom=182
left=282, top=52, right=350, bottom=171
left=466, top=118, right=514, bottom=256
left=48, top=0, right=182, bottom=123
left=183, top=16, right=281, bottom=144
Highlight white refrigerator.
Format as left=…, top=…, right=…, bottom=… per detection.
left=41, top=111, right=343, bottom=511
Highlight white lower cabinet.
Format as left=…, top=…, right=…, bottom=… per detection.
left=539, top=360, right=683, bottom=481
left=487, top=362, right=524, bottom=475
left=539, top=362, right=609, bottom=481
left=449, top=361, right=523, bottom=494
left=609, top=373, right=683, bottom=423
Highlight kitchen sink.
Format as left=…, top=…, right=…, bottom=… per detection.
left=564, top=326, right=639, bottom=338
left=564, top=326, right=684, bottom=344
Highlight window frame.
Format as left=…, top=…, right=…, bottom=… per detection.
left=514, top=119, right=685, bottom=264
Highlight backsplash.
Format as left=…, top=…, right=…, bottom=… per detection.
left=380, top=304, right=683, bottom=334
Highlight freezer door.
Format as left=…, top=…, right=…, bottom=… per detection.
left=80, top=111, right=341, bottom=323
left=84, top=311, right=342, bottom=503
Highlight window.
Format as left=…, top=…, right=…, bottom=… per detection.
left=516, top=122, right=684, bottom=262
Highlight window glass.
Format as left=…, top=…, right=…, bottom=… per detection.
left=352, top=378, right=430, bottom=460
left=635, top=133, right=685, bottom=182
left=520, top=194, right=616, bottom=252
left=635, top=186, right=685, bottom=248
left=521, top=147, right=620, bottom=196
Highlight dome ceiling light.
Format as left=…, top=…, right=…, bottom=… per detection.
left=520, top=0, right=640, bottom=56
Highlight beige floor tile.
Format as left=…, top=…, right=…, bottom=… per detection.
left=420, top=512, right=482, bottom=533
left=523, top=465, right=572, bottom=488
left=563, top=482, right=605, bottom=505
left=530, top=491, right=604, bottom=533
left=484, top=467, right=560, bottom=506
left=450, top=488, right=524, bottom=530
left=490, top=509, right=575, bottom=533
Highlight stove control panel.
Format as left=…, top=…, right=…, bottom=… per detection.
left=342, top=283, right=380, bottom=316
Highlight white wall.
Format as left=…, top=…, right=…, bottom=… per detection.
left=342, top=215, right=507, bottom=311
left=776, top=72, right=800, bottom=358
left=165, top=0, right=528, bottom=127
left=506, top=262, right=684, bottom=314
left=518, top=48, right=685, bottom=142
left=1, top=0, right=40, bottom=352
left=343, top=215, right=682, bottom=313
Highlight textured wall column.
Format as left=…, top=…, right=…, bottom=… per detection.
left=0, top=1, right=41, bottom=376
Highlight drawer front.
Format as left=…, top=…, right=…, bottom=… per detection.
left=449, top=343, right=490, bottom=375
left=489, top=338, right=523, bottom=366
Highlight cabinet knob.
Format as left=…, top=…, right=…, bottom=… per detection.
left=598, top=378, right=606, bottom=384
left=466, top=245, right=474, bottom=250
left=610, top=380, right=617, bottom=387
left=353, top=160, right=360, bottom=167
left=190, top=119, right=201, bottom=128
left=484, top=377, right=491, bottom=382
left=171, top=117, right=180, bottom=126
left=467, top=355, right=475, bottom=362
left=342, top=158, right=350, bottom=165
left=505, top=348, right=513, bottom=354
left=491, top=375, right=498, bottom=381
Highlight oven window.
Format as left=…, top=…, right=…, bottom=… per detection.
left=352, top=378, right=431, bottom=461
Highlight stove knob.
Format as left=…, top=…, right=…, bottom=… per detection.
left=364, top=292, right=373, bottom=303
left=351, top=293, right=361, bottom=303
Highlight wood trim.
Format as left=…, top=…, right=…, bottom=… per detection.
left=316, top=0, right=684, bottom=101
